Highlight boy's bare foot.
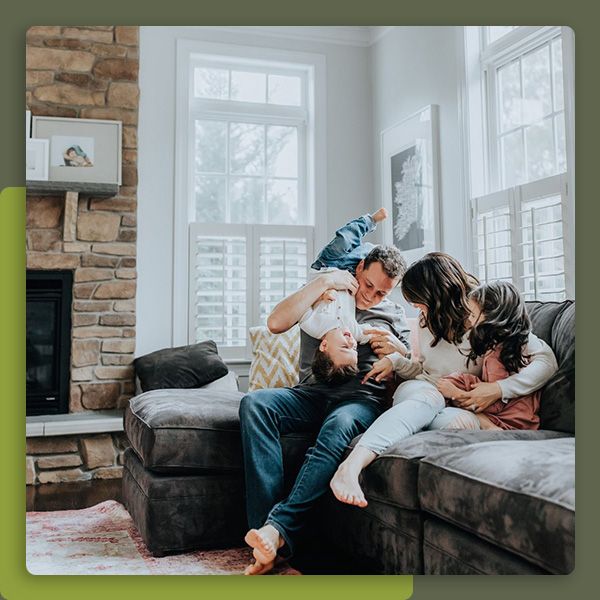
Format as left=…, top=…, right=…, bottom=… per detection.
left=371, top=207, right=388, bottom=223
left=244, top=524, right=283, bottom=566
left=244, top=559, right=275, bottom=575
left=330, top=464, right=368, bottom=507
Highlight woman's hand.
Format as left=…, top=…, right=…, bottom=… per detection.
left=451, top=381, right=502, bottom=413
left=436, top=378, right=465, bottom=400
left=363, top=328, right=408, bottom=358
left=361, top=357, right=394, bottom=384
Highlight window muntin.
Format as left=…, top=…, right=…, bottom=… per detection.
left=194, top=65, right=303, bottom=107
left=494, top=36, right=566, bottom=189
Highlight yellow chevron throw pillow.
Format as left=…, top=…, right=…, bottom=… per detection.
left=248, top=325, right=300, bottom=391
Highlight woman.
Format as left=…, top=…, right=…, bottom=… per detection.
left=329, top=252, right=558, bottom=508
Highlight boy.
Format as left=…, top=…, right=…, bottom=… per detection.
left=298, top=208, right=390, bottom=382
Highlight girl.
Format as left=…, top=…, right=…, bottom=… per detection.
left=433, top=280, right=541, bottom=431
left=329, top=253, right=558, bottom=508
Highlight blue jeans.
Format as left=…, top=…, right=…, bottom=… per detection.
left=311, top=214, right=376, bottom=272
left=239, top=384, right=382, bottom=558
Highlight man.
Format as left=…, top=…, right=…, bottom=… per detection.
left=239, top=215, right=411, bottom=575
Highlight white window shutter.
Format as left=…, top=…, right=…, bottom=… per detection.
left=254, top=225, right=313, bottom=327
left=189, top=224, right=248, bottom=359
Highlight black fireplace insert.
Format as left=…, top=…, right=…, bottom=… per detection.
left=26, top=270, right=73, bottom=416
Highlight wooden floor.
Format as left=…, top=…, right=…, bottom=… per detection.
left=26, top=478, right=122, bottom=512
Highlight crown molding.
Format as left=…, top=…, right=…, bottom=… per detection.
left=192, top=26, right=393, bottom=47
left=369, top=26, right=394, bottom=45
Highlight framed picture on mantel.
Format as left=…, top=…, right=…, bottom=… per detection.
left=32, top=116, right=122, bottom=185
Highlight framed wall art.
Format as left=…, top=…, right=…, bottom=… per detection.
left=32, top=116, right=122, bottom=185
left=25, top=139, right=49, bottom=181
left=381, top=104, right=441, bottom=265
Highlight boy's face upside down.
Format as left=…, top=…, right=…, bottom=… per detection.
left=319, top=327, right=359, bottom=369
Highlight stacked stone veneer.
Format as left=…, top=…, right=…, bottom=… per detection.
left=26, top=27, right=139, bottom=483
left=26, top=433, right=129, bottom=485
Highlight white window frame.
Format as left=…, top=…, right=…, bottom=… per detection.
left=189, top=223, right=313, bottom=361
left=173, top=39, right=326, bottom=352
left=462, top=26, right=574, bottom=297
left=472, top=173, right=573, bottom=299
left=482, top=26, right=569, bottom=192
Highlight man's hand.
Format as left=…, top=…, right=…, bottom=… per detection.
left=361, top=357, right=394, bottom=384
left=319, top=270, right=359, bottom=296
left=363, top=328, right=408, bottom=358
left=316, top=289, right=337, bottom=304
left=451, top=381, right=502, bottom=413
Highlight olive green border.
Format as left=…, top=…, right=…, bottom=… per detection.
left=2, top=1, right=598, bottom=598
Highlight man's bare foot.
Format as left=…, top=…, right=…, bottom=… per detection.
left=244, top=524, right=283, bottom=566
left=244, top=559, right=275, bottom=575
left=371, top=207, right=388, bottom=223
left=330, top=465, right=368, bottom=507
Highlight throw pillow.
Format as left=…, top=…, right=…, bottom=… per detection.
left=134, top=340, right=228, bottom=392
left=248, top=325, right=300, bottom=391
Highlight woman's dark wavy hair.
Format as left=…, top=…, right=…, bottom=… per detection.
left=467, top=280, right=531, bottom=374
left=401, top=252, right=478, bottom=347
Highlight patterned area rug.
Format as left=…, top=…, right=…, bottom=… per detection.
left=26, top=500, right=300, bottom=575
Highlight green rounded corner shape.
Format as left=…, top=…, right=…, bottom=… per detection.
left=0, top=185, right=413, bottom=599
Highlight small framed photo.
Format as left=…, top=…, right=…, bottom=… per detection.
left=32, top=116, right=122, bottom=185
left=26, top=110, right=31, bottom=138
left=381, top=105, right=441, bottom=266
left=26, top=139, right=49, bottom=181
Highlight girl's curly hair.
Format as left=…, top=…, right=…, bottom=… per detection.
left=401, top=252, right=478, bottom=347
left=467, top=280, right=531, bottom=374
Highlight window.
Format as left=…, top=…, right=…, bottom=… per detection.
left=465, top=26, right=574, bottom=300
left=472, top=174, right=571, bottom=302
left=189, top=224, right=312, bottom=360
left=175, top=41, right=323, bottom=359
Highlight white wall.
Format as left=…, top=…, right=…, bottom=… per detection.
left=370, top=27, right=467, bottom=263
left=137, top=27, right=373, bottom=356
left=137, top=26, right=469, bottom=354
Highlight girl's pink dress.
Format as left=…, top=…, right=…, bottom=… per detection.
left=444, top=347, right=541, bottom=430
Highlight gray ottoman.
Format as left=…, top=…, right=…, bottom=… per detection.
left=122, top=386, right=315, bottom=556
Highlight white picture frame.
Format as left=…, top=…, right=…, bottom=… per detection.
left=32, top=116, right=122, bottom=185
left=381, top=105, right=441, bottom=266
left=26, top=139, right=49, bottom=181
left=26, top=110, right=31, bottom=138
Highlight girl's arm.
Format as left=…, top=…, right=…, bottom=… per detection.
left=387, top=351, right=424, bottom=380
left=496, top=332, right=558, bottom=399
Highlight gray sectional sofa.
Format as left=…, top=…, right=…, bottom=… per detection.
left=122, top=300, right=575, bottom=574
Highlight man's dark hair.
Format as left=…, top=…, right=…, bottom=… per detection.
left=312, top=348, right=359, bottom=384
left=363, top=245, right=407, bottom=282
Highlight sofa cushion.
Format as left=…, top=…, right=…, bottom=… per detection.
left=423, top=518, right=548, bottom=574
left=418, top=437, right=575, bottom=574
left=125, top=387, right=314, bottom=473
left=357, top=429, right=568, bottom=511
left=526, top=300, right=570, bottom=346
left=540, top=301, right=575, bottom=433
left=134, top=340, right=229, bottom=392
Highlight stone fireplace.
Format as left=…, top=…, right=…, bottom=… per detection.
left=26, top=26, right=139, bottom=485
